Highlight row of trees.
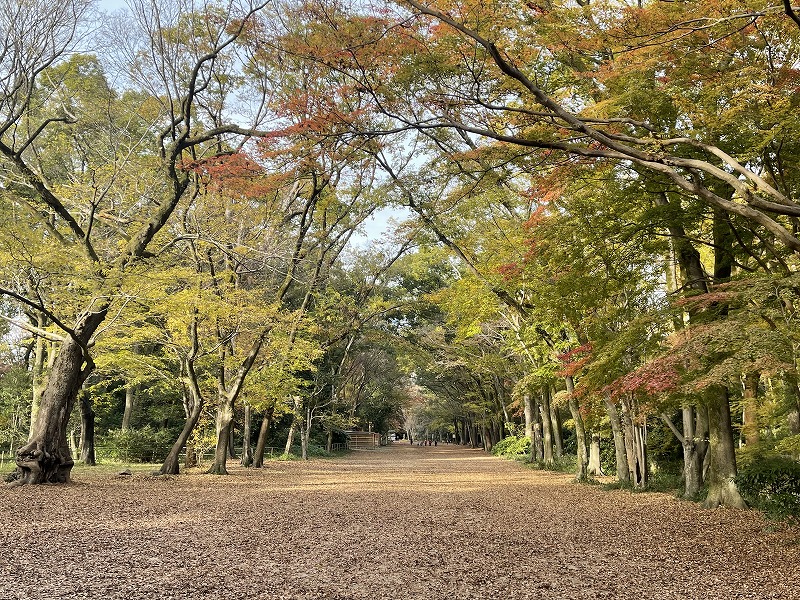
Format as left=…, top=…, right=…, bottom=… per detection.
left=0, top=0, right=416, bottom=483
left=290, top=0, right=800, bottom=509
left=1, top=0, right=799, bottom=516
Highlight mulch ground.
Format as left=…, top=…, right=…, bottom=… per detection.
left=1, top=443, right=799, bottom=600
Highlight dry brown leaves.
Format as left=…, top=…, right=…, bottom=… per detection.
left=1, top=444, right=799, bottom=599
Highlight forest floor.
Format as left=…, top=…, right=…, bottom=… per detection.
left=1, top=443, right=799, bottom=600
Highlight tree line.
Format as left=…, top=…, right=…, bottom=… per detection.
left=0, top=0, right=799, bottom=516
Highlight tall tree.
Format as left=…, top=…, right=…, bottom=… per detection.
left=0, top=0, right=271, bottom=484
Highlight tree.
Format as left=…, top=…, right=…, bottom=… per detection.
left=0, top=0, right=271, bottom=484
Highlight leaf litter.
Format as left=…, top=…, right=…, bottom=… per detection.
left=1, top=443, right=799, bottom=600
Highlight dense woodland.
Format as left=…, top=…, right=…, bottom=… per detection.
left=0, top=0, right=799, bottom=516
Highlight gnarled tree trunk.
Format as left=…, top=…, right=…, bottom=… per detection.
left=14, top=311, right=104, bottom=486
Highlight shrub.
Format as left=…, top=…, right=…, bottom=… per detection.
left=97, top=427, right=174, bottom=463
left=491, top=435, right=531, bottom=458
left=528, top=454, right=578, bottom=474
left=735, top=454, right=800, bottom=522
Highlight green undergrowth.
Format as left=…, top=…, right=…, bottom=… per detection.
left=491, top=435, right=530, bottom=459
left=735, top=453, right=800, bottom=524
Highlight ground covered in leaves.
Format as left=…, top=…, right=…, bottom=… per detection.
left=2, top=444, right=799, bottom=599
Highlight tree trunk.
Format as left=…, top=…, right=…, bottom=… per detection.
left=121, top=385, right=136, bottom=431
left=533, top=421, right=544, bottom=462
left=29, top=316, right=51, bottom=438
left=587, top=432, right=603, bottom=476
left=633, top=421, right=648, bottom=488
left=208, top=394, right=234, bottom=475
left=523, top=393, right=534, bottom=441
left=79, top=389, right=96, bottom=466
left=565, top=376, right=588, bottom=480
left=285, top=418, right=297, bottom=455
left=68, top=427, right=78, bottom=458
left=161, top=391, right=203, bottom=475
left=549, top=396, right=563, bottom=458
left=540, top=386, right=554, bottom=465
left=227, top=423, right=237, bottom=459
left=784, top=373, right=800, bottom=435
left=241, top=403, right=253, bottom=467
left=703, top=386, right=747, bottom=509
left=681, top=405, right=706, bottom=499
left=14, top=310, right=103, bottom=485
left=603, top=395, right=629, bottom=484
left=253, top=405, right=275, bottom=468
left=300, top=423, right=309, bottom=460
left=621, top=394, right=647, bottom=488
left=741, top=372, right=760, bottom=447
left=206, top=330, right=269, bottom=475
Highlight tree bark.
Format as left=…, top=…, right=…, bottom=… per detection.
left=285, top=418, right=297, bottom=455
left=29, top=315, right=51, bottom=438
left=161, top=390, right=203, bottom=475
left=14, top=310, right=105, bottom=485
left=208, top=400, right=234, bottom=475
left=603, top=395, right=629, bottom=484
left=565, top=376, right=588, bottom=480
left=742, top=372, right=760, bottom=447
left=703, top=386, right=747, bottom=509
left=121, top=385, right=136, bottom=431
left=240, top=403, right=253, bottom=467
left=620, top=394, right=648, bottom=488
left=79, top=389, right=96, bottom=466
left=587, top=432, right=603, bottom=476
left=682, top=406, right=706, bottom=499
left=549, top=396, right=563, bottom=458
left=533, top=421, right=544, bottom=461
left=540, top=386, right=554, bottom=466
left=253, top=405, right=275, bottom=468
left=300, top=422, right=309, bottom=460
left=523, top=393, right=534, bottom=440
left=227, top=423, right=237, bottom=459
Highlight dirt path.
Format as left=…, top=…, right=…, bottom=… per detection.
left=1, top=443, right=799, bottom=599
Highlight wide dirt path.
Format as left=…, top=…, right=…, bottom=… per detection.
left=1, top=443, right=799, bottom=599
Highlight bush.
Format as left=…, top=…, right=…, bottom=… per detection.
left=97, top=427, right=174, bottom=463
left=735, top=454, right=800, bottom=522
left=528, top=454, right=577, bottom=474
left=491, top=435, right=531, bottom=458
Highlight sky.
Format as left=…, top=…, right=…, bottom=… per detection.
left=90, top=0, right=413, bottom=246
